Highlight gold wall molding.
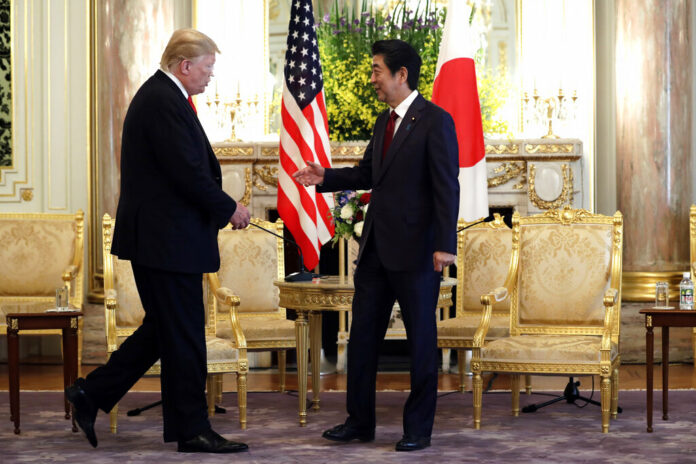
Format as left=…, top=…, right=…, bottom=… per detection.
left=20, top=188, right=33, bottom=201
left=261, top=147, right=279, bottom=157
left=622, top=271, right=684, bottom=302
left=528, top=163, right=574, bottom=210
left=240, top=168, right=253, bottom=206
left=488, top=161, right=525, bottom=188
left=214, top=146, right=254, bottom=157
left=525, top=143, right=574, bottom=154
left=486, top=143, right=519, bottom=154
left=253, top=166, right=278, bottom=188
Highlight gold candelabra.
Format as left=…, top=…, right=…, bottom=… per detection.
left=522, top=88, right=578, bottom=139
left=206, top=90, right=260, bottom=142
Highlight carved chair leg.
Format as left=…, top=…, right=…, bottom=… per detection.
left=206, top=375, right=216, bottom=417
left=216, top=375, right=223, bottom=405
left=110, top=404, right=118, bottom=434
left=525, top=374, right=532, bottom=395
left=237, top=371, right=248, bottom=430
left=458, top=350, right=466, bottom=392
left=473, top=372, right=483, bottom=430
left=601, top=376, right=611, bottom=433
left=511, top=374, right=520, bottom=417
left=78, top=319, right=84, bottom=378
left=278, top=350, right=287, bottom=393
left=611, top=367, right=619, bottom=419
left=442, top=348, right=452, bottom=373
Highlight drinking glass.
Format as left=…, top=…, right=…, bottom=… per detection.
left=55, top=286, right=69, bottom=311
left=655, top=281, right=669, bottom=308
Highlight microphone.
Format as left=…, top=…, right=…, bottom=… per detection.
left=456, top=214, right=497, bottom=233
left=248, top=222, right=318, bottom=282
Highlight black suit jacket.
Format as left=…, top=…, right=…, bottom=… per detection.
left=111, top=70, right=237, bottom=274
left=319, top=94, right=459, bottom=271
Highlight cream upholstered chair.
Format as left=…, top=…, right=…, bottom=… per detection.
left=102, top=214, right=248, bottom=432
left=689, top=205, right=696, bottom=366
left=0, top=211, right=85, bottom=366
left=437, top=214, right=531, bottom=393
left=211, top=218, right=295, bottom=391
left=472, top=207, right=623, bottom=433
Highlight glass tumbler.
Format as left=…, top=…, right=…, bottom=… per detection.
left=655, top=281, right=669, bottom=308
left=55, top=286, right=69, bottom=311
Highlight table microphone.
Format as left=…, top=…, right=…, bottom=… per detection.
left=248, top=222, right=318, bottom=282
left=456, top=214, right=497, bottom=233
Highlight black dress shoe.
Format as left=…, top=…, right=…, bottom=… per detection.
left=322, top=423, right=375, bottom=442
left=65, top=378, right=98, bottom=448
left=177, top=429, right=248, bottom=453
left=395, top=435, right=431, bottom=451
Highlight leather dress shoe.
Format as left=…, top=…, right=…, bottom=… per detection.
left=395, top=435, right=431, bottom=452
left=65, top=378, right=98, bottom=448
left=322, top=423, right=375, bottom=442
left=177, top=429, right=248, bottom=453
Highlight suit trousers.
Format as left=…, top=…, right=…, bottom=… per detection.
left=345, top=236, right=440, bottom=438
left=83, top=263, right=210, bottom=442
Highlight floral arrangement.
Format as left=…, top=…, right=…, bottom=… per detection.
left=331, top=190, right=371, bottom=243
left=316, top=0, right=510, bottom=141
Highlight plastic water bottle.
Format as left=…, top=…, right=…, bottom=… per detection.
left=679, top=272, right=694, bottom=310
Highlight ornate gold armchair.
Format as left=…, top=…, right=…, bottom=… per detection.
left=472, top=207, right=623, bottom=433
left=437, top=214, right=531, bottom=393
left=0, top=211, right=85, bottom=366
left=211, top=218, right=295, bottom=391
left=102, top=214, right=248, bottom=432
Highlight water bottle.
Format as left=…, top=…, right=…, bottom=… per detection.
left=679, top=272, right=694, bottom=310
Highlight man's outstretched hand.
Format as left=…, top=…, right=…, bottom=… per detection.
left=293, top=161, right=325, bottom=187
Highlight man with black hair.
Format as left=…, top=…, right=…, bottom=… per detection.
left=294, top=39, right=459, bottom=452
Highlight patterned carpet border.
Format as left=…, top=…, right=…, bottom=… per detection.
left=3, top=390, right=696, bottom=463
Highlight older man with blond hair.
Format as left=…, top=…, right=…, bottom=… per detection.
left=66, top=29, right=250, bottom=454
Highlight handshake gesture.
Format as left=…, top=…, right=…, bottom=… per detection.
left=230, top=204, right=251, bottom=229
left=293, top=161, right=325, bottom=187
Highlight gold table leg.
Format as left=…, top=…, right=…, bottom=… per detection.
left=309, top=311, right=322, bottom=411
left=295, top=310, right=309, bottom=426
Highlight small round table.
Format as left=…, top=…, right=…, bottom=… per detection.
left=275, top=276, right=456, bottom=426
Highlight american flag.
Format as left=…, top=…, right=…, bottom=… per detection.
left=277, top=0, right=334, bottom=271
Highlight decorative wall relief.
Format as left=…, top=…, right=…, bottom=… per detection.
left=0, top=0, right=11, bottom=173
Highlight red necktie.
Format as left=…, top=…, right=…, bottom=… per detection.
left=188, top=95, right=197, bottom=114
left=382, top=111, right=399, bottom=159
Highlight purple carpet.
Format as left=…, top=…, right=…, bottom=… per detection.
left=3, top=389, right=696, bottom=463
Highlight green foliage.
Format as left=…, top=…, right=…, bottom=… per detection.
left=317, top=0, right=509, bottom=141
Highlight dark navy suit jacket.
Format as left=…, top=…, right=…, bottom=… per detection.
left=319, top=94, right=459, bottom=271
left=111, top=70, right=237, bottom=273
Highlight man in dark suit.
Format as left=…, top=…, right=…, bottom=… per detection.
left=294, top=39, right=459, bottom=452
left=66, top=29, right=250, bottom=454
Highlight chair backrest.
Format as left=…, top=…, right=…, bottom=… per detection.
left=102, top=214, right=217, bottom=352
left=0, top=211, right=84, bottom=301
left=509, top=207, right=623, bottom=342
left=456, top=214, right=512, bottom=317
left=216, top=218, right=285, bottom=317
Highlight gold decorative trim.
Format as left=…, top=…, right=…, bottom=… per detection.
left=253, top=166, right=278, bottom=189
left=488, top=162, right=525, bottom=188
left=240, top=167, right=252, bottom=206
left=525, top=143, right=574, bottom=154
left=486, top=143, right=519, bottom=155
left=528, top=163, right=574, bottom=209
left=478, top=360, right=617, bottom=374
left=214, top=147, right=254, bottom=157
left=9, top=318, right=18, bottom=330
left=20, top=188, right=33, bottom=201
left=622, top=271, right=684, bottom=302
left=331, top=145, right=365, bottom=156
left=70, top=317, right=78, bottom=329
left=261, top=147, right=278, bottom=157
left=646, top=315, right=652, bottom=328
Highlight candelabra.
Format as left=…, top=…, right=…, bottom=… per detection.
left=522, top=88, right=578, bottom=138
left=206, top=90, right=261, bottom=142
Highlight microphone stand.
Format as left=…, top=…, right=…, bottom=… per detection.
left=249, top=222, right=319, bottom=282
left=456, top=214, right=497, bottom=233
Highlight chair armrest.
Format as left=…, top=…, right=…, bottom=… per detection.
left=62, top=264, right=79, bottom=283
left=600, top=288, right=619, bottom=351
left=215, top=286, right=241, bottom=312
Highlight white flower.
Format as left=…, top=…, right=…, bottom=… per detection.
left=363, top=203, right=369, bottom=216
left=354, top=221, right=364, bottom=237
left=340, top=204, right=355, bottom=220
